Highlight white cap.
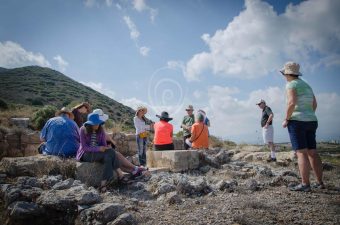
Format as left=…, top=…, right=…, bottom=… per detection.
left=92, top=109, right=109, bottom=122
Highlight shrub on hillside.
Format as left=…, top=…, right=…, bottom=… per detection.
left=0, top=98, right=8, bottom=110
left=29, top=97, right=44, bottom=106
left=32, top=105, right=57, bottom=129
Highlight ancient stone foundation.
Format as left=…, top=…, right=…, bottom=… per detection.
left=146, top=150, right=199, bottom=172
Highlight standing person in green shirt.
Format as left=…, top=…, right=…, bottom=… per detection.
left=181, top=105, right=195, bottom=150
left=280, top=61, right=324, bottom=192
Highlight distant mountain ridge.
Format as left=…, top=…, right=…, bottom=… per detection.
left=0, top=66, right=135, bottom=127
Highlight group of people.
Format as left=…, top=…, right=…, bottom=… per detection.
left=256, top=61, right=324, bottom=192
left=133, top=104, right=211, bottom=167
left=39, top=61, right=324, bottom=193
left=40, top=103, right=148, bottom=192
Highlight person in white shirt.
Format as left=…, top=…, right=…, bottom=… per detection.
left=133, top=106, right=152, bottom=166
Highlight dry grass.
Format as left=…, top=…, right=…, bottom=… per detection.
left=0, top=104, right=38, bottom=127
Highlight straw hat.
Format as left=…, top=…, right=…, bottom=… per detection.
left=55, top=107, right=74, bottom=120
left=135, top=105, right=147, bottom=116
left=73, top=102, right=91, bottom=111
left=280, top=61, right=302, bottom=76
left=92, top=109, right=109, bottom=122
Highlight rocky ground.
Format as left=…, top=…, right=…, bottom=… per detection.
left=0, top=147, right=339, bottom=225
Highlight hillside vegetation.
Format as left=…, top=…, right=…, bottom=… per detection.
left=0, top=66, right=135, bottom=128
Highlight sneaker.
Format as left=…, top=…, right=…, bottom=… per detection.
left=289, top=184, right=311, bottom=192
left=131, top=167, right=146, bottom=179
left=311, top=182, right=325, bottom=189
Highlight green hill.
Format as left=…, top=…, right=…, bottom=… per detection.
left=0, top=66, right=135, bottom=128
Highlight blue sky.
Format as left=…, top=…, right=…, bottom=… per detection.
left=1, top=0, right=339, bottom=143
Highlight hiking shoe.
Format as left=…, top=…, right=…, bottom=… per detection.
left=311, top=182, right=325, bottom=189
left=289, top=184, right=311, bottom=192
left=266, top=157, right=277, bottom=162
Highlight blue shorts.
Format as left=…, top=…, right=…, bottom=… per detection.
left=287, top=120, right=318, bottom=151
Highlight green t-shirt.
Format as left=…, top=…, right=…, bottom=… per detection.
left=286, top=79, right=317, bottom=122
left=181, top=115, right=195, bottom=136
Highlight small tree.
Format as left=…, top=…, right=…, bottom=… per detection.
left=32, top=105, right=57, bottom=130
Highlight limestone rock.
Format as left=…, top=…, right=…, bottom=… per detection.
left=0, top=155, right=76, bottom=178
left=75, top=161, right=118, bottom=187
left=8, top=201, right=45, bottom=220
left=154, top=183, right=176, bottom=196
left=108, top=213, right=137, bottom=225
left=166, top=191, right=182, bottom=205
left=78, top=203, right=126, bottom=225
left=37, top=185, right=101, bottom=211
left=245, top=179, right=258, bottom=191
left=147, top=150, right=199, bottom=172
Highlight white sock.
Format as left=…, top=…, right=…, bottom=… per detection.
left=271, top=151, right=276, bottom=159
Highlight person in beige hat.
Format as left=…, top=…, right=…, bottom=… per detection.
left=280, top=61, right=324, bottom=192
left=181, top=105, right=195, bottom=149
left=133, top=106, right=153, bottom=166
left=72, top=102, right=91, bottom=127
left=39, top=107, right=79, bottom=157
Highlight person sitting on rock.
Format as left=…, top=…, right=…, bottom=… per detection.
left=189, top=112, right=209, bottom=150
left=153, top=111, right=174, bottom=151
left=39, top=107, right=80, bottom=158
left=72, top=102, right=91, bottom=127
left=76, top=112, right=149, bottom=192
left=92, top=108, right=116, bottom=148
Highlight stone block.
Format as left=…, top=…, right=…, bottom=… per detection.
left=10, top=118, right=30, bottom=128
left=75, top=162, right=118, bottom=187
left=173, top=139, right=184, bottom=150
left=146, top=150, right=199, bottom=172
left=0, top=155, right=76, bottom=177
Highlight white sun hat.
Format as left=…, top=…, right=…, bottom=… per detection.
left=92, top=109, right=109, bottom=122
left=280, top=61, right=302, bottom=76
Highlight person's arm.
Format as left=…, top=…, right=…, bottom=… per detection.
left=170, top=124, right=173, bottom=138
left=180, top=117, right=187, bottom=130
left=189, top=125, right=196, bottom=142
left=282, top=88, right=297, bottom=128
left=40, top=120, right=50, bottom=142
left=265, top=113, right=274, bottom=128
left=79, top=128, right=103, bottom=152
left=313, top=95, right=317, bottom=112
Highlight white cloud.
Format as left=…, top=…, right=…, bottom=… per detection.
left=193, top=90, right=202, bottom=99
left=185, top=0, right=340, bottom=81
left=206, top=84, right=340, bottom=143
left=105, top=0, right=112, bottom=7
left=116, top=3, right=122, bottom=10
left=132, top=0, right=158, bottom=22
left=123, top=16, right=151, bottom=56
left=123, top=16, right=140, bottom=41
left=207, top=85, right=287, bottom=143
left=53, top=55, right=68, bottom=72
left=139, top=46, right=150, bottom=56
left=81, top=81, right=116, bottom=99
left=84, top=0, right=97, bottom=7
left=0, top=41, right=51, bottom=68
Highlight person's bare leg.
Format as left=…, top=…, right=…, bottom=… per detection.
left=268, top=142, right=276, bottom=159
left=307, top=149, right=323, bottom=183
left=115, top=151, right=136, bottom=172
left=296, top=149, right=311, bottom=185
